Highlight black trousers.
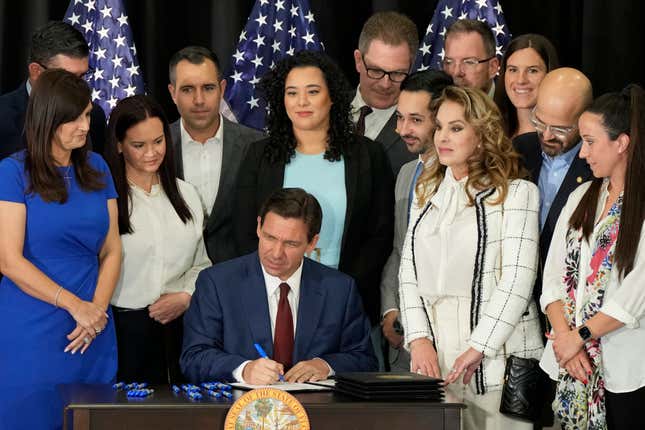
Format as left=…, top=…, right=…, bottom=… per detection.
left=112, top=306, right=186, bottom=384
left=606, top=385, right=645, bottom=429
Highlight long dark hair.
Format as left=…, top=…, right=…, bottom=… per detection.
left=104, top=95, right=192, bottom=234
left=24, top=69, right=104, bottom=203
left=493, top=34, right=559, bottom=137
left=569, top=84, right=645, bottom=277
left=258, top=50, right=354, bottom=164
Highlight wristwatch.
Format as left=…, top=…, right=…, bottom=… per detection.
left=578, top=325, right=592, bottom=342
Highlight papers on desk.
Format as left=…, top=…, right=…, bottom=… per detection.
left=231, top=379, right=335, bottom=392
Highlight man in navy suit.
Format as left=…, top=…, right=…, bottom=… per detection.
left=181, top=188, right=376, bottom=384
left=0, top=21, right=106, bottom=161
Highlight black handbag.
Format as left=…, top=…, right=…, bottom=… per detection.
left=499, top=355, right=550, bottom=422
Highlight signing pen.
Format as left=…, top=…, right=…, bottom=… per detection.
left=253, top=343, right=285, bottom=382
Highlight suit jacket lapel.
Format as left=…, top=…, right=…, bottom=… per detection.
left=544, top=152, right=591, bottom=233
left=294, top=259, right=325, bottom=361
left=241, top=253, right=274, bottom=356
left=170, top=121, right=184, bottom=180
left=341, top=142, right=358, bottom=250
left=206, top=118, right=238, bottom=229
left=376, top=113, right=399, bottom=153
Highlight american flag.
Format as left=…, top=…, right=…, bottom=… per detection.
left=64, top=0, right=145, bottom=117
left=414, top=0, right=511, bottom=72
left=224, top=0, right=323, bottom=130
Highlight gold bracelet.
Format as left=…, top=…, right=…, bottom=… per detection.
left=54, top=286, right=63, bottom=308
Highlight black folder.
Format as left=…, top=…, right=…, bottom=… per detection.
left=334, top=372, right=445, bottom=400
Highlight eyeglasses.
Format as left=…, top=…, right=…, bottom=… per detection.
left=361, top=53, right=409, bottom=83
left=442, top=56, right=496, bottom=71
left=529, top=107, right=578, bottom=140
left=36, top=62, right=95, bottom=81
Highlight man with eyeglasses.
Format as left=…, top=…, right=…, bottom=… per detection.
left=0, top=21, right=106, bottom=161
left=352, top=11, right=419, bottom=176
left=443, top=19, right=499, bottom=96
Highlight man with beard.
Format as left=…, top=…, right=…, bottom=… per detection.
left=514, top=67, right=593, bottom=331
left=379, top=71, right=452, bottom=371
left=352, top=11, right=419, bottom=176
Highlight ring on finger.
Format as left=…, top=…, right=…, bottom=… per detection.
left=95, top=328, right=102, bottom=334
left=83, top=336, right=91, bottom=344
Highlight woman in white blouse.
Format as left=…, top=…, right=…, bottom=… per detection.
left=105, top=95, right=211, bottom=383
left=540, top=85, right=645, bottom=430
left=399, top=86, right=543, bottom=429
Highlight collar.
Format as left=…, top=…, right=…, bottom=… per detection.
left=180, top=114, right=223, bottom=145
left=541, top=140, right=582, bottom=165
left=351, top=86, right=397, bottom=116
left=26, top=80, right=32, bottom=95
left=261, top=259, right=304, bottom=299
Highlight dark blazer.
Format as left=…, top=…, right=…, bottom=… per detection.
left=374, top=112, right=416, bottom=177
left=0, top=83, right=106, bottom=160
left=180, top=252, right=377, bottom=382
left=170, top=117, right=264, bottom=264
left=233, top=135, right=394, bottom=325
left=513, top=132, right=592, bottom=314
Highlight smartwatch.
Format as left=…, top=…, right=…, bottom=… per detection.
left=578, top=325, right=592, bottom=342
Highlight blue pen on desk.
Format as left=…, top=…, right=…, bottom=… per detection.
left=253, top=343, right=285, bottom=382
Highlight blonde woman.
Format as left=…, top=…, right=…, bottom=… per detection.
left=399, top=86, right=543, bottom=429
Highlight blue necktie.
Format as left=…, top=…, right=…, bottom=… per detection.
left=407, top=161, right=424, bottom=225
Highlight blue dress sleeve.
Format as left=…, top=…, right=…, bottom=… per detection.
left=89, top=152, right=118, bottom=199
left=0, top=156, right=26, bottom=204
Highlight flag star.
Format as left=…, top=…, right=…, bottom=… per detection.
left=286, top=46, right=295, bottom=56
left=260, top=0, right=269, bottom=4
left=68, top=13, right=80, bottom=25
left=288, top=26, right=296, bottom=38
left=419, top=43, right=431, bottom=55
left=304, top=11, right=315, bottom=23
left=439, top=48, right=445, bottom=60
left=270, top=61, right=275, bottom=68
left=439, top=27, right=447, bottom=37
left=251, top=54, right=264, bottom=68
left=124, top=85, right=136, bottom=97
left=418, top=64, right=430, bottom=71
left=111, top=55, right=123, bottom=68
left=272, top=40, right=281, bottom=53
left=425, top=24, right=433, bottom=34
left=81, top=19, right=94, bottom=33
left=74, top=0, right=83, bottom=4
left=231, top=70, right=243, bottom=83
left=109, top=75, right=120, bottom=89
left=477, top=16, right=487, bottom=23
left=492, top=22, right=505, bottom=36
left=126, top=64, right=139, bottom=77
left=273, top=19, right=283, bottom=33
left=99, top=5, right=112, bottom=18
left=84, top=0, right=96, bottom=12
left=275, top=0, right=285, bottom=11
left=91, top=88, right=101, bottom=101
left=301, top=31, right=315, bottom=46
left=459, top=11, right=469, bottom=20
left=233, top=49, right=245, bottom=64
left=93, top=68, right=104, bottom=80
left=253, top=34, right=265, bottom=48
left=239, top=30, right=247, bottom=41
left=116, top=13, right=128, bottom=27
left=250, top=75, right=261, bottom=85
left=254, top=13, right=267, bottom=28
left=97, top=26, right=109, bottom=39
left=107, top=96, right=118, bottom=109
left=290, top=5, right=299, bottom=17
left=247, top=96, right=259, bottom=109
left=476, top=0, right=488, bottom=9
left=94, top=47, right=107, bottom=60
left=495, top=3, right=503, bottom=14
left=440, top=5, right=453, bottom=19
left=496, top=45, right=503, bottom=56
left=114, top=35, right=126, bottom=48
left=130, top=45, right=137, bottom=55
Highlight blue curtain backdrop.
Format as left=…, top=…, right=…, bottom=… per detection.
left=1, top=0, right=643, bottom=121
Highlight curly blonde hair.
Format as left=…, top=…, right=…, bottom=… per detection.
left=415, top=86, right=525, bottom=207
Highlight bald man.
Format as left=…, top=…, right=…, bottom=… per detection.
left=514, top=67, right=593, bottom=331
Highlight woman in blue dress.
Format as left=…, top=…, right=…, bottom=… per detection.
left=0, top=69, right=121, bottom=429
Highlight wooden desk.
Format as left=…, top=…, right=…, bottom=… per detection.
left=60, top=384, right=464, bottom=430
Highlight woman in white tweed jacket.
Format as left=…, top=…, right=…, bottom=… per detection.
left=398, top=86, right=543, bottom=430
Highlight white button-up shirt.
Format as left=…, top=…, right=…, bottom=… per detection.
left=180, top=116, right=224, bottom=217
left=351, top=87, right=397, bottom=141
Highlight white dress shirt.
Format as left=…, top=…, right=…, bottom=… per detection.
left=110, top=179, right=211, bottom=309
left=351, top=87, right=397, bottom=141
left=540, top=180, right=645, bottom=393
left=180, top=116, right=224, bottom=217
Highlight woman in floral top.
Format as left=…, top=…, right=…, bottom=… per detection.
left=539, top=84, right=645, bottom=430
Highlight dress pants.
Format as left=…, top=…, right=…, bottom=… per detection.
left=606, top=385, right=645, bottom=429
left=112, top=306, right=185, bottom=384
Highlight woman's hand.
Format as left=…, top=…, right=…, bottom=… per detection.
left=64, top=324, right=95, bottom=354
left=409, top=338, right=441, bottom=378
left=546, top=329, right=584, bottom=366
left=68, top=299, right=108, bottom=336
left=149, top=292, right=191, bottom=325
left=563, top=349, right=593, bottom=384
left=444, top=347, right=484, bottom=385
